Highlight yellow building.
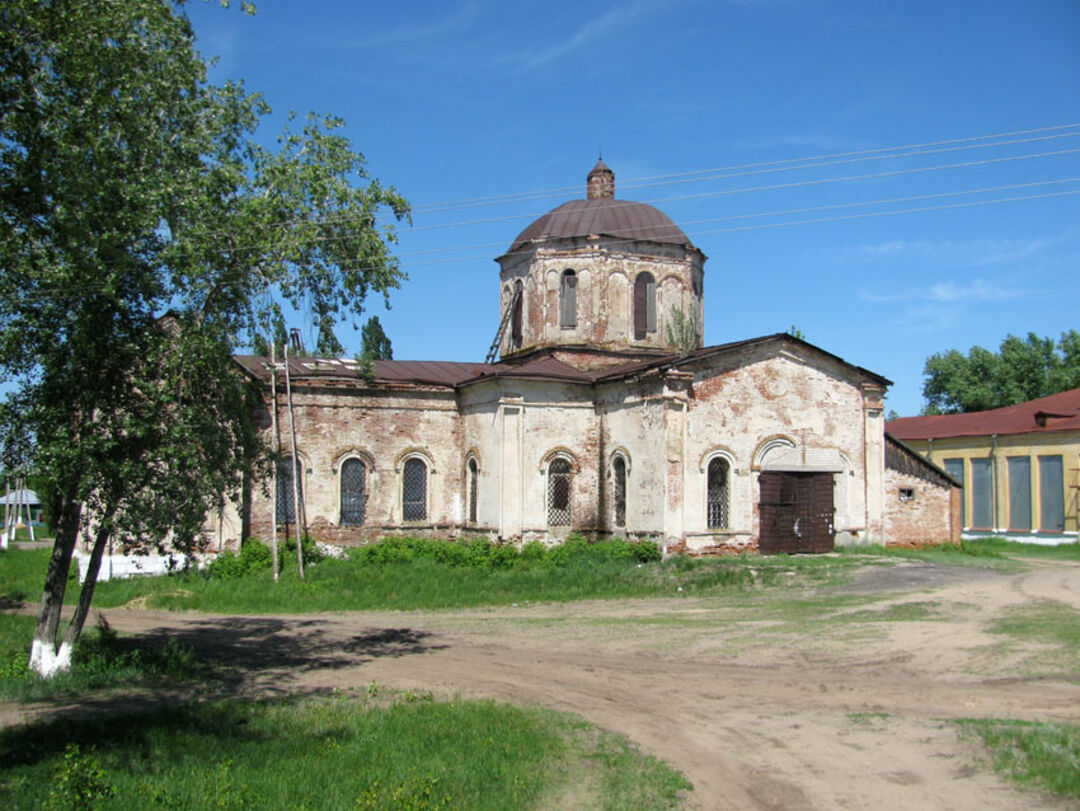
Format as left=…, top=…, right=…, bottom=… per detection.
left=887, top=388, right=1080, bottom=542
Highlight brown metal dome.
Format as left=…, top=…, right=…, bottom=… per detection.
left=505, top=162, right=693, bottom=255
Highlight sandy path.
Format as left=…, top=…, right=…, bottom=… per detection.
left=6, top=559, right=1080, bottom=810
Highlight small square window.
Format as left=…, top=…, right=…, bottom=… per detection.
left=898, top=487, right=915, bottom=502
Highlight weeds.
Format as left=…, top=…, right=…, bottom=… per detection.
left=955, top=719, right=1080, bottom=799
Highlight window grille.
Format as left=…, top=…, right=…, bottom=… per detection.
left=707, top=457, right=729, bottom=529
left=560, top=271, right=577, bottom=328
left=613, top=456, right=627, bottom=528
left=468, top=458, right=479, bottom=523
left=402, top=458, right=427, bottom=522
left=633, top=272, right=656, bottom=339
left=340, top=458, right=366, bottom=526
left=511, top=281, right=523, bottom=348
left=547, top=458, right=572, bottom=526
left=275, top=456, right=301, bottom=524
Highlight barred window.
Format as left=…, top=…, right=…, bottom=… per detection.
left=560, top=270, right=577, bottom=328
left=468, top=458, right=479, bottom=523
left=340, top=458, right=366, bottom=526
left=612, top=456, right=627, bottom=528
left=633, top=272, right=656, bottom=340
left=275, top=456, right=302, bottom=524
left=402, top=458, right=427, bottom=522
left=707, top=457, right=730, bottom=529
left=511, top=280, right=523, bottom=349
left=547, top=458, right=572, bottom=526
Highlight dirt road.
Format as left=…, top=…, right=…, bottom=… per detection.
left=11, top=558, right=1080, bottom=809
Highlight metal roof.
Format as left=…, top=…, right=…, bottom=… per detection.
left=505, top=197, right=693, bottom=256
left=887, top=387, right=1080, bottom=440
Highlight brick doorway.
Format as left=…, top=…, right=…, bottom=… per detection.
left=759, top=471, right=835, bottom=554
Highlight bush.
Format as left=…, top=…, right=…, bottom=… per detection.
left=346, top=536, right=661, bottom=570
left=207, top=536, right=322, bottom=580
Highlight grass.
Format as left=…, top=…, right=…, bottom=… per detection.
left=0, top=612, right=218, bottom=702
left=955, top=719, right=1080, bottom=800
left=0, top=541, right=866, bottom=615
left=981, top=599, right=1080, bottom=676
left=0, top=694, right=691, bottom=809
left=836, top=540, right=1023, bottom=570
left=964, top=536, right=1080, bottom=561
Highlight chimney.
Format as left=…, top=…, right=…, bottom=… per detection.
left=587, top=159, right=615, bottom=199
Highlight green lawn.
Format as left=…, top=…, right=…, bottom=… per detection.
left=0, top=694, right=691, bottom=809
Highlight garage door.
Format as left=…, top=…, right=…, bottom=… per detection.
left=759, top=471, right=835, bottom=554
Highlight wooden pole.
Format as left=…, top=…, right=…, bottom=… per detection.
left=269, top=342, right=280, bottom=582
left=283, top=340, right=304, bottom=580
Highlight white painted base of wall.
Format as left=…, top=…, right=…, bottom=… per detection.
left=962, top=530, right=1079, bottom=546
left=73, top=551, right=204, bottom=582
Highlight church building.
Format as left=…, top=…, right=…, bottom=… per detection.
left=229, top=161, right=956, bottom=555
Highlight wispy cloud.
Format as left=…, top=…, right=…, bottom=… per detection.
left=843, top=234, right=1058, bottom=268
left=509, top=1, right=656, bottom=72
left=861, top=278, right=1030, bottom=304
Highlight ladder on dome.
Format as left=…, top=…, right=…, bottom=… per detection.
left=485, top=285, right=522, bottom=363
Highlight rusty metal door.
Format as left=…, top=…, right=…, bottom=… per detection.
left=759, top=472, right=835, bottom=554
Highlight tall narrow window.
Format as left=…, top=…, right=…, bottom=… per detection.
left=340, top=458, right=366, bottom=526
left=547, top=458, right=572, bottom=526
left=633, top=272, right=656, bottom=340
left=468, top=458, right=479, bottom=523
left=510, top=280, right=523, bottom=349
left=612, top=456, right=627, bottom=528
left=707, top=457, right=730, bottom=529
left=402, top=458, right=427, bottom=522
left=1007, top=456, right=1031, bottom=531
left=1039, top=455, right=1065, bottom=532
left=275, top=456, right=301, bottom=524
left=944, top=458, right=965, bottom=527
left=970, top=458, right=993, bottom=529
left=559, top=270, right=577, bottom=328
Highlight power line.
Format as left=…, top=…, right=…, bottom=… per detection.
left=410, top=122, right=1080, bottom=213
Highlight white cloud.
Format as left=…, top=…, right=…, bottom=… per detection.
left=861, top=278, right=1029, bottom=304
left=845, top=234, right=1058, bottom=268
left=511, top=1, right=656, bottom=72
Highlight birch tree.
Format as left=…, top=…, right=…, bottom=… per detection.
left=0, top=0, right=409, bottom=676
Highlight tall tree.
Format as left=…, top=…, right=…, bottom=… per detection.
left=0, top=0, right=409, bottom=676
left=921, top=331, right=1080, bottom=414
left=360, top=316, right=393, bottom=361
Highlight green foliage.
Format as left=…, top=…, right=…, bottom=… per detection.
left=665, top=307, right=702, bottom=353
left=360, top=315, right=394, bottom=361
left=787, top=325, right=805, bottom=340
left=0, top=0, right=409, bottom=664
left=0, top=698, right=690, bottom=809
left=347, top=536, right=662, bottom=570
left=207, top=536, right=323, bottom=579
left=43, top=744, right=115, bottom=811
left=956, top=719, right=1080, bottom=799
left=922, top=330, right=1080, bottom=414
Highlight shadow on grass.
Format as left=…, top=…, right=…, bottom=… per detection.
left=0, top=699, right=273, bottom=769
left=142, top=616, right=448, bottom=672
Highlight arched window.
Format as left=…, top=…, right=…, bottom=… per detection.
left=707, top=457, right=730, bottom=529
left=510, top=280, right=523, bottom=349
left=402, top=458, right=427, bottom=522
left=467, top=458, right=479, bottom=523
left=340, top=458, right=366, bottom=526
left=633, top=272, right=656, bottom=340
left=560, top=270, right=577, bottom=328
left=612, top=456, right=627, bottom=528
left=275, top=456, right=302, bottom=524
left=547, top=458, right=572, bottom=526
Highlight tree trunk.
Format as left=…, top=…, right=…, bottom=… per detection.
left=29, top=493, right=82, bottom=678
left=56, top=522, right=112, bottom=670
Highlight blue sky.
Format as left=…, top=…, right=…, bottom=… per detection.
left=185, top=0, right=1080, bottom=417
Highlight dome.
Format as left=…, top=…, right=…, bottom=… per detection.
left=505, top=161, right=693, bottom=255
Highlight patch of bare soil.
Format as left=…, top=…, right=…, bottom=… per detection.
left=6, top=560, right=1080, bottom=810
